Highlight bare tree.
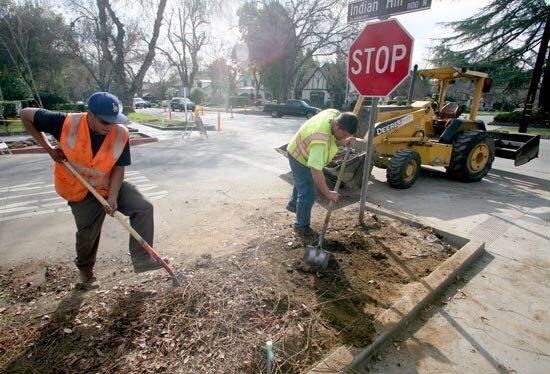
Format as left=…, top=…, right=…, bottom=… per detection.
left=62, top=0, right=167, bottom=110
left=93, top=0, right=167, bottom=111
left=156, top=0, right=209, bottom=92
left=64, top=0, right=114, bottom=91
left=239, top=0, right=350, bottom=101
left=149, top=58, right=174, bottom=100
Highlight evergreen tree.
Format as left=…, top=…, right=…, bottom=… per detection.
left=430, top=0, right=549, bottom=118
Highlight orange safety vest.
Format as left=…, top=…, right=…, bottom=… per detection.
left=54, top=113, right=129, bottom=202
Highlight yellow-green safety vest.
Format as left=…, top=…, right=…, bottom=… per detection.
left=287, top=109, right=339, bottom=167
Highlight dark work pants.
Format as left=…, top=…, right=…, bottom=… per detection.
left=68, top=181, right=154, bottom=271
left=288, top=156, right=316, bottom=229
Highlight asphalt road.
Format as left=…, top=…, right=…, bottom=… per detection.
left=0, top=109, right=548, bottom=268
left=0, top=110, right=301, bottom=269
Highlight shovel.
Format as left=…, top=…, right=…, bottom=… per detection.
left=303, top=146, right=352, bottom=269
left=62, top=160, right=185, bottom=287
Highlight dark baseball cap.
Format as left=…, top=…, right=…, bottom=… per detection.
left=87, top=92, right=128, bottom=124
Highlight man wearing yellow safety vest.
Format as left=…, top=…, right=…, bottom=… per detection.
left=286, top=109, right=359, bottom=236
left=21, top=92, right=160, bottom=290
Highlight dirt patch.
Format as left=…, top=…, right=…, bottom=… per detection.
left=0, top=207, right=456, bottom=373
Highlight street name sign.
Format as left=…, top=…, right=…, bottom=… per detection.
left=347, top=19, right=413, bottom=97
left=347, top=0, right=432, bottom=23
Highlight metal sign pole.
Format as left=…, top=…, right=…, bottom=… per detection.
left=358, top=96, right=379, bottom=223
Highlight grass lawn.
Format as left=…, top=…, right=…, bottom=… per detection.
left=0, top=119, right=24, bottom=135
left=127, top=112, right=191, bottom=127
left=494, top=127, right=550, bottom=137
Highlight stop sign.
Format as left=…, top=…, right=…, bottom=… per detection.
left=348, top=19, right=413, bottom=97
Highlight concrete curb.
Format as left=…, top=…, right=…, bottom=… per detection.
left=129, top=135, right=158, bottom=146
left=307, top=204, right=485, bottom=373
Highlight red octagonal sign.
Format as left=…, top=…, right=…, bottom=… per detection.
left=348, top=19, right=414, bottom=97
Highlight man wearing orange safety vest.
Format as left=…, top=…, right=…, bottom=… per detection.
left=286, top=109, right=359, bottom=237
left=21, top=92, right=160, bottom=289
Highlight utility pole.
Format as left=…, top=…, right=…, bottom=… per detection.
left=519, top=6, right=550, bottom=133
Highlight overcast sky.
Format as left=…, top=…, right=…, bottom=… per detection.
left=208, top=0, right=492, bottom=68
left=395, top=0, right=491, bottom=66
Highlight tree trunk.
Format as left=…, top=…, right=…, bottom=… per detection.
left=538, top=58, right=549, bottom=120
left=520, top=6, right=550, bottom=132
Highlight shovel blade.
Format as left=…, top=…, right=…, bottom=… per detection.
left=316, top=249, right=331, bottom=269
left=303, top=245, right=331, bottom=269
left=303, top=245, right=318, bottom=264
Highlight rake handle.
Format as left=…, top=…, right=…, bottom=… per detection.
left=317, top=146, right=352, bottom=248
left=61, top=160, right=176, bottom=278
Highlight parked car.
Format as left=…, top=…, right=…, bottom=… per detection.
left=253, top=98, right=272, bottom=107
left=170, top=97, right=196, bottom=112
left=133, top=97, right=151, bottom=109
left=263, top=99, right=320, bottom=118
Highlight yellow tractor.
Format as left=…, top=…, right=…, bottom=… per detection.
left=294, top=67, right=541, bottom=189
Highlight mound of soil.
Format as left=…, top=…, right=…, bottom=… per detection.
left=0, top=208, right=456, bottom=373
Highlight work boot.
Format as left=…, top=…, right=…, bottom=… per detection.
left=77, top=268, right=99, bottom=291
left=293, top=225, right=316, bottom=239
left=133, top=256, right=169, bottom=274
left=286, top=204, right=296, bottom=213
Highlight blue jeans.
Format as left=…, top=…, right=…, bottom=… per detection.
left=288, top=156, right=316, bottom=229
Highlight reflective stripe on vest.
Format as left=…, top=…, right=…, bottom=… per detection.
left=289, top=132, right=332, bottom=162
left=71, top=163, right=110, bottom=189
left=114, top=125, right=125, bottom=158
left=66, top=114, right=80, bottom=149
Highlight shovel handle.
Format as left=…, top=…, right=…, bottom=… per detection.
left=317, top=146, right=352, bottom=248
left=61, top=160, right=176, bottom=277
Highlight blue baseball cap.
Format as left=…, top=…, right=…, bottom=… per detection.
left=87, top=92, right=128, bottom=124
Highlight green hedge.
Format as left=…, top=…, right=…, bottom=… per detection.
left=54, top=103, right=87, bottom=112
left=207, top=94, right=225, bottom=106
left=190, top=87, right=205, bottom=104
left=0, top=101, right=21, bottom=118
left=227, top=96, right=250, bottom=107
left=494, top=111, right=522, bottom=122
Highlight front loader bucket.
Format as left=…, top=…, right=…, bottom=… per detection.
left=324, top=150, right=366, bottom=187
left=487, top=131, right=540, bottom=166
left=275, top=143, right=289, bottom=157
left=276, top=143, right=366, bottom=188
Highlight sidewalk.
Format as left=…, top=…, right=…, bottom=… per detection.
left=360, top=147, right=550, bottom=373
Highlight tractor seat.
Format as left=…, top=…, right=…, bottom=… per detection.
left=438, top=102, right=460, bottom=119
left=433, top=120, right=449, bottom=137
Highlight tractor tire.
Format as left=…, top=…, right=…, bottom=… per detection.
left=386, top=149, right=422, bottom=189
left=446, top=130, right=495, bottom=182
left=271, top=110, right=279, bottom=118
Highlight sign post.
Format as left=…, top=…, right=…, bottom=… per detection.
left=358, top=97, right=379, bottom=222
left=347, top=18, right=413, bottom=222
